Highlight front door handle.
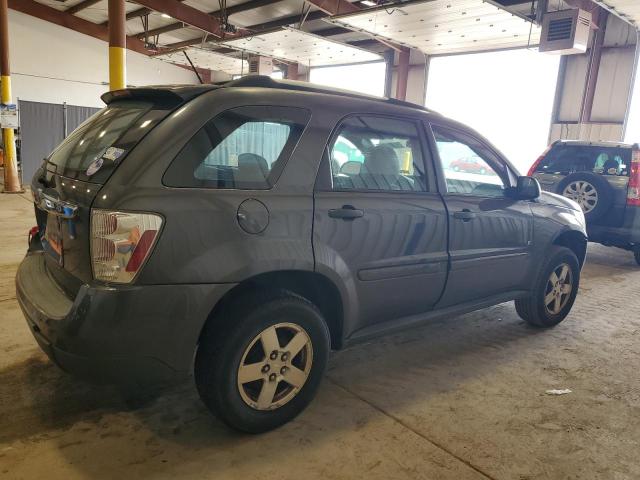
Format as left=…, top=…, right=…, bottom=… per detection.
left=453, top=209, right=476, bottom=222
left=328, top=205, right=364, bottom=220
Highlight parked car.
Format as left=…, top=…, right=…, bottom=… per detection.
left=530, top=140, right=640, bottom=265
left=16, top=77, right=587, bottom=433
left=449, top=155, right=489, bottom=174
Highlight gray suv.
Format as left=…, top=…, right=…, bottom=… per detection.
left=16, top=77, right=587, bottom=433
left=530, top=140, right=640, bottom=264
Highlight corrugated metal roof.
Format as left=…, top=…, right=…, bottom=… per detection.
left=594, top=0, right=640, bottom=27
left=326, top=0, right=541, bottom=55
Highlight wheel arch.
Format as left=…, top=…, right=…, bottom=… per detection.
left=552, top=229, right=588, bottom=267
left=200, top=270, right=346, bottom=350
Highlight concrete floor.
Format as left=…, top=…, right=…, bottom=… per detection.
left=1, top=191, right=640, bottom=480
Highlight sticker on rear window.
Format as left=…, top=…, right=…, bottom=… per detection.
left=103, top=147, right=125, bottom=161
left=86, top=157, right=104, bottom=176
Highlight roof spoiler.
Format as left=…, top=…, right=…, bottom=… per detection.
left=101, top=85, right=217, bottom=106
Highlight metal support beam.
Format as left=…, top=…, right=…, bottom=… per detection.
left=108, top=0, right=127, bottom=90
left=9, top=0, right=154, bottom=55
left=67, top=0, right=102, bottom=15
left=0, top=0, right=21, bottom=192
left=303, top=0, right=358, bottom=15
left=159, top=11, right=327, bottom=51
left=135, top=0, right=294, bottom=40
left=395, top=47, right=410, bottom=101
left=103, top=1, right=187, bottom=26
left=156, top=2, right=397, bottom=53
left=131, top=0, right=241, bottom=39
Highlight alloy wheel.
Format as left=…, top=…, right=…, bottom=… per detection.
left=563, top=181, right=598, bottom=213
left=544, top=263, right=573, bottom=315
left=237, top=323, right=313, bottom=411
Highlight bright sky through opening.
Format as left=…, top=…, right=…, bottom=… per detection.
left=310, top=62, right=386, bottom=97
left=426, top=49, right=561, bottom=173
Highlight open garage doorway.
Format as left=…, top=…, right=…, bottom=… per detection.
left=426, top=49, right=560, bottom=173
left=310, top=61, right=386, bottom=97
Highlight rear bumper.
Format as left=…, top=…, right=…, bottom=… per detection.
left=16, top=252, right=235, bottom=386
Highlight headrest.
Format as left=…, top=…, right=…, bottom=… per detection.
left=238, top=153, right=269, bottom=180
left=364, top=145, right=399, bottom=176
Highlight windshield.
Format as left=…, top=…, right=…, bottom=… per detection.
left=45, top=100, right=155, bottom=184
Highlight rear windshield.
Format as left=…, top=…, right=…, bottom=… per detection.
left=163, top=105, right=310, bottom=189
left=45, top=100, right=164, bottom=184
left=536, top=145, right=632, bottom=177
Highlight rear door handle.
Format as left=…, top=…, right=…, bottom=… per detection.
left=328, top=205, right=364, bottom=220
left=453, top=209, right=476, bottom=222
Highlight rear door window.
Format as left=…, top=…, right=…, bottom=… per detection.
left=536, top=145, right=631, bottom=177
left=45, top=100, right=159, bottom=183
left=163, top=106, right=310, bottom=189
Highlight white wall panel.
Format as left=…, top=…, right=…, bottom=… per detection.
left=591, top=48, right=636, bottom=122
left=549, top=122, right=624, bottom=142
left=8, top=10, right=198, bottom=108
left=557, top=55, right=588, bottom=122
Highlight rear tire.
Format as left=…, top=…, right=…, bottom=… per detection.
left=515, top=246, right=580, bottom=327
left=195, top=289, right=330, bottom=433
left=634, top=248, right=640, bottom=266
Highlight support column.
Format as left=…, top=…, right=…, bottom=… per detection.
left=383, top=49, right=394, bottom=98
left=0, top=0, right=21, bottom=192
left=580, top=9, right=608, bottom=124
left=395, top=47, right=410, bottom=101
left=286, top=63, right=298, bottom=81
left=108, top=0, right=126, bottom=91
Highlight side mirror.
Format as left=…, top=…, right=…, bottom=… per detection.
left=509, top=176, right=541, bottom=200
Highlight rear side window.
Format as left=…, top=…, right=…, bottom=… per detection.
left=328, top=115, right=427, bottom=192
left=163, top=106, right=310, bottom=189
left=46, top=100, right=159, bottom=183
left=536, top=145, right=631, bottom=177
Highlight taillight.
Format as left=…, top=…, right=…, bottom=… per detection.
left=90, top=209, right=162, bottom=283
left=628, top=147, right=640, bottom=207
left=28, top=226, right=39, bottom=245
left=528, top=145, right=552, bottom=176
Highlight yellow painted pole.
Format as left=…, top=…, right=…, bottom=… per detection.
left=0, top=0, right=22, bottom=193
left=108, top=0, right=126, bottom=91
left=108, top=46, right=126, bottom=90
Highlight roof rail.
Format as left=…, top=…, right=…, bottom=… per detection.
left=224, top=75, right=430, bottom=112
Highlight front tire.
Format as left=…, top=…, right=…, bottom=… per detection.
left=515, top=246, right=580, bottom=327
left=195, top=290, right=330, bottom=433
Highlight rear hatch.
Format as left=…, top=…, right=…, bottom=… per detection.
left=31, top=97, right=180, bottom=293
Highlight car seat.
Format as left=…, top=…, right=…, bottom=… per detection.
left=238, top=153, right=269, bottom=183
